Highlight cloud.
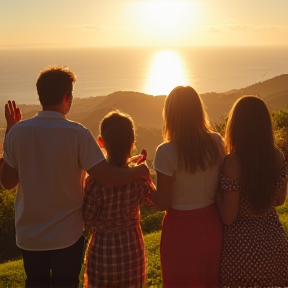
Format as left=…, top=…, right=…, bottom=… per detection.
left=201, top=22, right=288, bottom=33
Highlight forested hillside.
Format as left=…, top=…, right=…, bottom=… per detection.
left=0, top=74, right=287, bottom=159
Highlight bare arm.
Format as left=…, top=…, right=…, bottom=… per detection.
left=0, top=160, right=19, bottom=190
left=87, top=160, right=150, bottom=188
left=216, top=154, right=241, bottom=226
left=151, top=171, right=173, bottom=211
left=217, top=189, right=240, bottom=226
left=0, top=101, right=21, bottom=190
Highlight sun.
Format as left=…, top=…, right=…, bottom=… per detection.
left=132, top=0, right=201, bottom=40
left=145, top=50, right=189, bottom=96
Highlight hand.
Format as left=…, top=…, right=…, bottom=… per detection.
left=128, top=149, right=148, bottom=166
left=128, top=155, right=143, bottom=166
left=5, top=101, right=22, bottom=131
left=137, top=149, right=147, bottom=164
left=137, top=162, right=151, bottom=180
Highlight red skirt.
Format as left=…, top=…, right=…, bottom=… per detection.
left=160, top=203, right=223, bottom=288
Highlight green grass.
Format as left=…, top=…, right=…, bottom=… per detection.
left=144, top=231, right=162, bottom=287
left=2, top=203, right=288, bottom=288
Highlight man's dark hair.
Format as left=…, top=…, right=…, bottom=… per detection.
left=36, top=66, right=76, bottom=107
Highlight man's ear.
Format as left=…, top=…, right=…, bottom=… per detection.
left=64, top=92, right=72, bottom=100
left=97, top=136, right=105, bottom=148
left=62, top=93, right=70, bottom=104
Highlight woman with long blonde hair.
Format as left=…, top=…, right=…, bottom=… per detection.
left=217, top=95, right=288, bottom=287
left=152, top=86, right=225, bottom=287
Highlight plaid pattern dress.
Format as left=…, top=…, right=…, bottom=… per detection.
left=83, top=176, right=154, bottom=288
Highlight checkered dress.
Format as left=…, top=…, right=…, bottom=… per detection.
left=83, top=176, right=154, bottom=288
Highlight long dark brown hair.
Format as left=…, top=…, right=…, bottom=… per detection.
left=225, top=95, right=279, bottom=214
left=100, top=110, right=135, bottom=166
left=163, top=86, right=222, bottom=173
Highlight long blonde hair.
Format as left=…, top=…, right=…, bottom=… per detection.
left=225, top=95, right=279, bottom=214
left=163, top=86, right=221, bottom=172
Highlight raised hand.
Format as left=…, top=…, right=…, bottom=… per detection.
left=128, top=149, right=148, bottom=166
left=137, top=149, right=147, bottom=164
left=5, top=100, right=22, bottom=131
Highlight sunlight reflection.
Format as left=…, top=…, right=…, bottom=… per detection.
left=145, top=50, right=189, bottom=96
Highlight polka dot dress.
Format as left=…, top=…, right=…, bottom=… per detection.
left=219, top=163, right=288, bottom=288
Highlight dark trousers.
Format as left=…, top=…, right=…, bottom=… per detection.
left=20, top=236, right=85, bottom=288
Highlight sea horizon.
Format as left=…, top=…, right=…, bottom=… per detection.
left=0, top=46, right=287, bottom=110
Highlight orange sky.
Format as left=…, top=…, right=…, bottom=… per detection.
left=1, top=0, right=288, bottom=48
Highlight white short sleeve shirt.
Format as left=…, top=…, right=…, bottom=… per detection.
left=154, top=132, right=225, bottom=210
left=4, top=111, right=105, bottom=250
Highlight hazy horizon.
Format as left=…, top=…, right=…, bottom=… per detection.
left=1, top=46, right=287, bottom=108
left=1, top=1, right=287, bottom=109
left=1, top=44, right=288, bottom=50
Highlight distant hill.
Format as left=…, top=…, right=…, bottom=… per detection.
left=265, top=90, right=288, bottom=110
left=77, top=92, right=165, bottom=130
left=0, top=74, right=287, bottom=158
left=201, top=74, right=288, bottom=120
left=68, top=92, right=165, bottom=159
left=234, top=74, right=288, bottom=98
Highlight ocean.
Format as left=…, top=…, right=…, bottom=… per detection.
left=0, top=46, right=287, bottom=109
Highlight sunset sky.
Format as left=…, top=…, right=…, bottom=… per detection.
left=1, top=0, right=288, bottom=48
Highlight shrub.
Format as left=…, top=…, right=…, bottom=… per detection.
left=274, top=127, right=288, bottom=158
left=141, top=211, right=165, bottom=235
left=140, top=204, right=158, bottom=219
left=272, top=109, right=288, bottom=157
left=0, top=260, right=25, bottom=287
left=277, top=201, right=288, bottom=235
left=212, top=116, right=227, bottom=137
left=272, top=109, right=288, bottom=130
left=0, top=189, right=21, bottom=263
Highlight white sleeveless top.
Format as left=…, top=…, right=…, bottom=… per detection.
left=153, top=132, right=225, bottom=210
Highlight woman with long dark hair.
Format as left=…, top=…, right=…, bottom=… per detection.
left=217, top=95, right=288, bottom=287
left=152, top=86, right=225, bottom=287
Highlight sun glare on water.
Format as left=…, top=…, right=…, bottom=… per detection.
left=145, top=50, right=189, bottom=96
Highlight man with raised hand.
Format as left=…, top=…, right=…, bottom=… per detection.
left=0, top=66, right=149, bottom=288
